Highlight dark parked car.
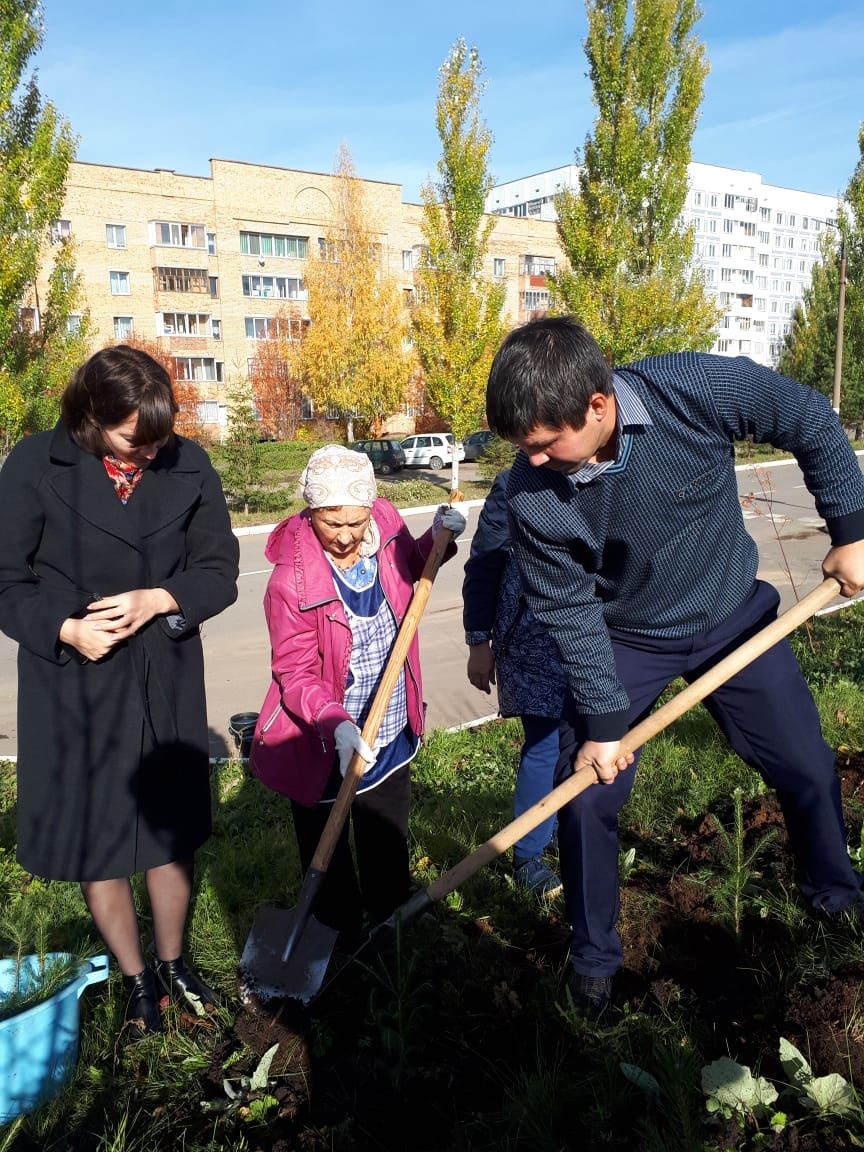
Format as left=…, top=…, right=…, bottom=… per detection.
left=463, top=429, right=497, bottom=462
left=349, top=439, right=406, bottom=475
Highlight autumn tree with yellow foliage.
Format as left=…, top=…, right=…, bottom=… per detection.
left=296, top=146, right=412, bottom=442
left=411, top=39, right=507, bottom=491
left=553, top=0, right=719, bottom=364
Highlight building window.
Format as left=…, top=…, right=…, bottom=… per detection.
left=106, top=223, right=127, bottom=249
left=721, top=268, right=731, bottom=282
left=706, top=243, right=716, bottom=257
left=301, top=395, right=315, bottom=420
left=206, top=231, right=217, bottom=256
left=113, top=315, right=133, bottom=339
left=403, top=287, right=415, bottom=307
left=775, top=212, right=784, bottom=226
left=212, top=319, right=221, bottom=340
left=402, top=249, right=414, bottom=272
left=109, top=271, right=131, bottom=295
left=151, top=221, right=207, bottom=249
left=759, top=254, right=769, bottom=267
left=739, top=340, right=751, bottom=353
left=173, top=356, right=223, bottom=382
left=740, top=222, right=755, bottom=237
left=209, top=276, right=219, bottom=299
left=692, top=217, right=702, bottom=233
left=520, top=255, right=556, bottom=276
left=50, top=219, right=72, bottom=242
left=159, top=312, right=212, bottom=336
left=758, top=231, right=769, bottom=245
left=717, top=339, right=731, bottom=352
left=66, top=313, right=82, bottom=335
left=724, top=193, right=735, bottom=208
left=756, top=276, right=767, bottom=289
left=707, top=194, right=718, bottom=208
left=722, top=243, right=732, bottom=257
left=241, top=274, right=307, bottom=300
left=493, top=257, right=505, bottom=277
left=723, top=219, right=733, bottom=234
left=755, top=298, right=766, bottom=311
left=693, top=191, right=702, bottom=206
left=154, top=266, right=209, bottom=293
left=760, top=207, right=771, bottom=221
left=705, top=219, right=717, bottom=233
left=788, top=215, right=796, bottom=227
left=520, top=290, right=551, bottom=311
left=197, top=400, right=220, bottom=424
left=241, top=231, right=308, bottom=259
left=244, top=315, right=308, bottom=341
left=718, top=292, right=731, bottom=306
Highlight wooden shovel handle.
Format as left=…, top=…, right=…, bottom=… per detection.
left=423, top=576, right=840, bottom=904
left=310, top=493, right=463, bottom=872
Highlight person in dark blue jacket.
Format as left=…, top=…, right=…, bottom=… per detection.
left=485, top=315, right=864, bottom=1017
left=463, top=469, right=567, bottom=898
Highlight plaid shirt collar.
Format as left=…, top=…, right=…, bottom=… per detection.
left=568, top=374, right=652, bottom=485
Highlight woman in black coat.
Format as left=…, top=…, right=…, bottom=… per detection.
left=0, top=345, right=239, bottom=1039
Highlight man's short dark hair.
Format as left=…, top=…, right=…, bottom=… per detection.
left=486, top=315, right=613, bottom=439
left=61, top=345, right=178, bottom=455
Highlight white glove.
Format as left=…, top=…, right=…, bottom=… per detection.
left=432, top=503, right=467, bottom=540
left=334, top=720, right=378, bottom=778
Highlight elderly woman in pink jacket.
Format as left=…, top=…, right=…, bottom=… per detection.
left=251, top=444, right=465, bottom=938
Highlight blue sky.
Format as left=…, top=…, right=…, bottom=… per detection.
left=34, top=0, right=864, bottom=203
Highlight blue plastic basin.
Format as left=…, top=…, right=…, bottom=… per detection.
left=0, top=952, right=109, bottom=1124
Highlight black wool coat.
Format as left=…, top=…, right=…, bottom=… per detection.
left=0, top=424, right=239, bottom=880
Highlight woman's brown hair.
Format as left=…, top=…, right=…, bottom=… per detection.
left=61, top=345, right=179, bottom=455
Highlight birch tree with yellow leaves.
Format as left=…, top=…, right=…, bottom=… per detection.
left=296, top=145, right=412, bottom=442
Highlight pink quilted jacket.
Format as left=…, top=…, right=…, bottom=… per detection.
left=250, top=499, right=451, bottom=806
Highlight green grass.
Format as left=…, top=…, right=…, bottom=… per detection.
left=3, top=606, right=864, bottom=1149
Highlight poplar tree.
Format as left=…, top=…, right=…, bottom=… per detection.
left=0, top=0, right=88, bottom=452
left=297, top=145, right=412, bottom=442
left=780, top=125, right=864, bottom=433
left=411, top=39, right=507, bottom=492
left=553, top=0, right=718, bottom=363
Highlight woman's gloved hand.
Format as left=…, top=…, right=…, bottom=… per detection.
left=432, top=503, right=467, bottom=540
left=334, top=720, right=378, bottom=777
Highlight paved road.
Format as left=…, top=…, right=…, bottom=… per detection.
left=0, top=457, right=861, bottom=759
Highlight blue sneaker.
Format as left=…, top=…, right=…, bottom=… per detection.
left=513, top=855, right=563, bottom=899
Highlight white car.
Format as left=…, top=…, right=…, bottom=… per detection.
left=400, top=433, right=465, bottom=470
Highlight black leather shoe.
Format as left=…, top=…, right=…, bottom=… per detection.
left=122, top=966, right=163, bottom=1040
left=153, top=956, right=218, bottom=1014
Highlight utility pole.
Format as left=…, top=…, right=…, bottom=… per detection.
left=833, top=235, right=847, bottom=417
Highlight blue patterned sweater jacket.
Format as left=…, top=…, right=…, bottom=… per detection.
left=462, top=469, right=567, bottom=720
left=505, top=353, right=864, bottom=742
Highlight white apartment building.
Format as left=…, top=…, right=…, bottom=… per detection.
left=486, top=162, right=840, bottom=367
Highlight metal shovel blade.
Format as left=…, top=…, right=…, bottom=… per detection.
left=238, top=905, right=339, bottom=1005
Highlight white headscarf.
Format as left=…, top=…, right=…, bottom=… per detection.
left=300, top=444, right=377, bottom=509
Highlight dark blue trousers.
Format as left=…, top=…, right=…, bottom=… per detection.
left=556, top=581, right=862, bottom=978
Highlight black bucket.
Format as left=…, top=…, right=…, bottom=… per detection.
left=228, top=712, right=259, bottom=759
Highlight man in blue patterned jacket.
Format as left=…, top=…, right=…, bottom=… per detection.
left=485, top=314, right=864, bottom=1016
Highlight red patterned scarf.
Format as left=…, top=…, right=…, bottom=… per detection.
left=102, top=454, right=144, bottom=504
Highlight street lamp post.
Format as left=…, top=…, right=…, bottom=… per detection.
left=833, top=235, right=847, bottom=417
left=811, top=218, right=847, bottom=419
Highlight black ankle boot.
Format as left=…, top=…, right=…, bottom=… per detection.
left=153, top=956, right=218, bottom=1014
left=122, top=966, right=163, bottom=1040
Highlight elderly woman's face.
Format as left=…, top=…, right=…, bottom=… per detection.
left=310, top=506, right=371, bottom=561
left=101, top=411, right=168, bottom=468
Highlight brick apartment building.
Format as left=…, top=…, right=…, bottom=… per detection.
left=40, top=158, right=564, bottom=438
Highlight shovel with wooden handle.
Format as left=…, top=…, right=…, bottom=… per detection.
left=239, top=495, right=464, bottom=1005
left=330, top=577, right=841, bottom=983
